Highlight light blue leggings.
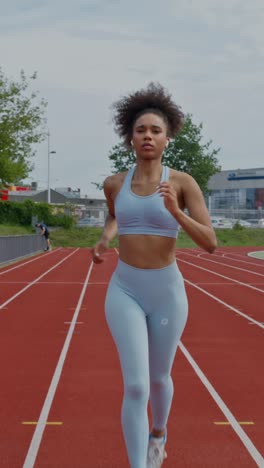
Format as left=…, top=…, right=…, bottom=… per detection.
left=105, top=259, right=188, bottom=468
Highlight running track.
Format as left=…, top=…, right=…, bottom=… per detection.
left=0, top=246, right=263, bottom=467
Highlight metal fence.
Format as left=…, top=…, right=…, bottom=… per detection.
left=208, top=208, right=264, bottom=221
left=76, top=206, right=108, bottom=227
left=0, top=234, right=43, bottom=265
left=75, top=206, right=264, bottom=228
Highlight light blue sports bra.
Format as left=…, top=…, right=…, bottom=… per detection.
left=115, top=165, right=179, bottom=238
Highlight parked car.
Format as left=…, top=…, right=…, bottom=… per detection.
left=77, top=216, right=104, bottom=227
left=248, top=219, right=264, bottom=228
left=211, top=217, right=233, bottom=229
left=233, top=219, right=251, bottom=228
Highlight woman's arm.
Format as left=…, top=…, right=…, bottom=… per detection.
left=158, top=174, right=217, bottom=253
left=92, top=176, right=118, bottom=263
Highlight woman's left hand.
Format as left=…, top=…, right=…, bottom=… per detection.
left=158, top=182, right=181, bottom=218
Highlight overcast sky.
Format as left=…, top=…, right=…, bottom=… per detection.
left=1, top=0, right=264, bottom=198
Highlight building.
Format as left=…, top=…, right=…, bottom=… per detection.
left=55, top=187, right=81, bottom=198
left=5, top=168, right=264, bottom=222
left=6, top=188, right=107, bottom=224
left=208, top=167, right=264, bottom=219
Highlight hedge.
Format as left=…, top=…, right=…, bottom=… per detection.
left=0, top=199, right=75, bottom=229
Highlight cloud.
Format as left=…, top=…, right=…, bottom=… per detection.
left=1, top=0, right=264, bottom=196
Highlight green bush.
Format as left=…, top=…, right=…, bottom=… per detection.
left=57, top=215, right=75, bottom=229
left=0, top=200, right=75, bottom=228
left=232, top=221, right=245, bottom=231
left=0, top=200, right=34, bottom=225
left=33, top=202, right=55, bottom=225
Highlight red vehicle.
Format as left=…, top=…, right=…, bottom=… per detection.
left=0, top=189, right=8, bottom=201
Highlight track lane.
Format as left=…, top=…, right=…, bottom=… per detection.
left=31, top=250, right=260, bottom=467
left=1, top=247, right=263, bottom=467
left=177, top=251, right=264, bottom=279
left=22, top=257, right=95, bottom=467
left=200, top=253, right=264, bottom=272
left=0, top=248, right=62, bottom=275
left=212, top=253, right=264, bottom=267
left=177, top=256, right=264, bottom=293
left=176, top=256, right=264, bottom=325
left=2, top=248, right=75, bottom=282
left=0, top=249, right=79, bottom=307
left=214, top=246, right=264, bottom=263
left=0, top=249, right=91, bottom=467
left=179, top=281, right=264, bottom=458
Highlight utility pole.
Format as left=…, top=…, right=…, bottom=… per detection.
left=47, top=130, right=56, bottom=203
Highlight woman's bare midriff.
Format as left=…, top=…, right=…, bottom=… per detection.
left=118, top=235, right=177, bottom=269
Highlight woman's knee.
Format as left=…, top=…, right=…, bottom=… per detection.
left=150, top=375, right=172, bottom=392
left=124, top=381, right=149, bottom=402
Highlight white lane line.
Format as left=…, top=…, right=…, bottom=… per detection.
left=59, top=330, right=81, bottom=334
left=86, top=281, right=109, bottom=285
left=220, top=252, right=264, bottom=267
left=178, top=258, right=264, bottom=294
left=179, top=342, right=264, bottom=467
left=0, top=249, right=79, bottom=310
left=22, top=259, right=94, bottom=468
left=184, top=278, right=264, bottom=330
left=193, top=283, right=264, bottom=286
left=34, top=282, right=84, bottom=285
left=64, top=322, right=84, bottom=325
left=0, top=282, right=31, bottom=284
left=224, top=253, right=264, bottom=264
left=177, top=251, right=264, bottom=277
left=0, top=248, right=62, bottom=275
left=201, top=252, right=264, bottom=268
left=0, top=282, right=84, bottom=285
left=217, top=250, right=264, bottom=263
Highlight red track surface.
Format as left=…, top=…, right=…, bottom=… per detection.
left=0, top=246, right=263, bottom=467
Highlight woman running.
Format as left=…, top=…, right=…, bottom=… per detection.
left=92, top=83, right=217, bottom=468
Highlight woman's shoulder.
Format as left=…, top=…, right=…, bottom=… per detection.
left=169, top=169, right=202, bottom=201
left=104, top=171, right=128, bottom=185
left=168, top=168, right=194, bottom=185
left=104, top=171, right=129, bottom=194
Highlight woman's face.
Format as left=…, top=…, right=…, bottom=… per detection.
left=131, top=112, right=169, bottom=160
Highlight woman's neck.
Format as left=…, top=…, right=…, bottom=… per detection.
left=134, top=159, right=163, bottom=180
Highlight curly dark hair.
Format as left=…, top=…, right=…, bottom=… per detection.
left=112, top=82, right=185, bottom=147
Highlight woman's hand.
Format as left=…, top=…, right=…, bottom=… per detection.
left=91, top=239, right=109, bottom=264
left=158, top=182, right=181, bottom=218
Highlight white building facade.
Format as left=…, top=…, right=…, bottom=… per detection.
left=208, top=167, right=264, bottom=220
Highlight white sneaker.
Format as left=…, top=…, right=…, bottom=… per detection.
left=147, top=434, right=167, bottom=468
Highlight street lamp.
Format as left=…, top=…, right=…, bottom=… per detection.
left=47, top=130, right=56, bottom=203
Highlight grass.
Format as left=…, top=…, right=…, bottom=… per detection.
left=0, top=224, right=35, bottom=236
left=47, top=226, right=200, bottom=249
left=50, top=226, right=119, bottom=248
left=50, top=226, right=264, bottom=248
left=1, top=224, right=263, bottom=248
left=215, top=228, right=264, bottom=247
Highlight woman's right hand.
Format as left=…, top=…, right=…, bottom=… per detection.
left=92, top=239, right=109, bottom=264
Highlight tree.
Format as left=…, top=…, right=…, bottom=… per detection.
left=107, top=114, right=221, bottom=194
left=0, top=68, right=47, bottom=187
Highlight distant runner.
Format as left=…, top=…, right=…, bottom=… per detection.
left=35, top=223, right=51, bottom=251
